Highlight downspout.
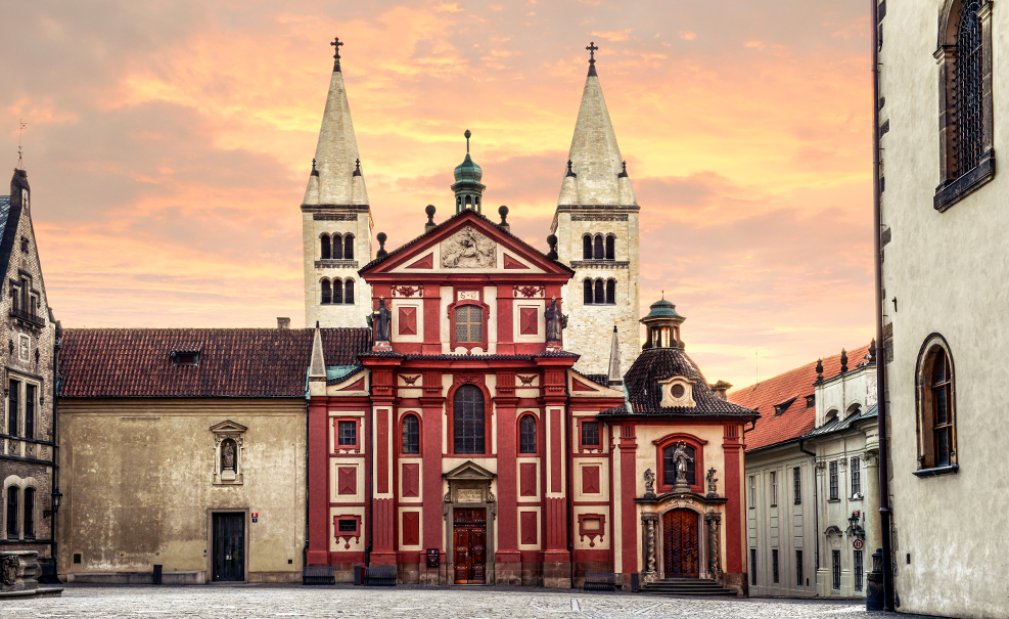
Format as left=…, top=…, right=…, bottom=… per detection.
left=302, top=383, right=309, bottom=581
left=49, top=321, right=61, bottom=582
left=798, top=438, right=819, bottom=580
left=870, top=0, right=896, bottom=610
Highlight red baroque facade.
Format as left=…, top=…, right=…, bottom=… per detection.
left=304, top=211, right=757, bottom=592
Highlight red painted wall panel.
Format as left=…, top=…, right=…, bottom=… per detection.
left=519, top=462, right=537, bottom=497
left=582, top=465, right=600, bottom=494
left=402, top=511, right=420, bottom=546
left=337, top=466, right=357, bottom=495
left=520, top=511, right=538, bottom=545
left=402, top=462, right=420, bottom=498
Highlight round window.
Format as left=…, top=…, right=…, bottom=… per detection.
left=670, top=384, right=686, bottom=399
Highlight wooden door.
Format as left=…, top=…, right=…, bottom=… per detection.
left=453, top=508, right=487, bottom=584
left=663, top=509, right=699, bottom=578
left=212, top=512, right=245, bottom=581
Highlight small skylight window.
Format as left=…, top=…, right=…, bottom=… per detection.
left=773, top=397, right=797, bottom=416
left=170, top=350, right=200, bottom=366
left=806, top=395, right=815, bottom=408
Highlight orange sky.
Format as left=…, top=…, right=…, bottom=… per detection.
left=1, top=1, right=873, bottom=389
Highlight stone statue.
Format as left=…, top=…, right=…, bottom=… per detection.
left=372, top=298, right=392, bottom=342
left=222, top=441, right=235, bottom=472
left=545, top=298, right=568, bottom=342
left=706, top=467, right=718, bottom=497
left=643, top=468, right=656, bottom=497
left=440, top=227, right=496, bottom=268
left=673, top=443, right=693, bottom=485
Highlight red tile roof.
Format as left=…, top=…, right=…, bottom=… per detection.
left=730, top=343, right=873, bottom=452
left=59, top=328, right=370, bottom=398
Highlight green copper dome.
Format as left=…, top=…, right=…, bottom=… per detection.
left=454, top=153, right=483, bottom=182
left=452, top=129, right=486, bottom=213
left=645, top=298, right=683, bottom=320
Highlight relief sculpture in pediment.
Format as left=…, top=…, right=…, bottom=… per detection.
left=440, top=226, right=496, bottom=268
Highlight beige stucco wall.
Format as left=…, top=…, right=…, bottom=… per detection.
left=879, top=2, right=1009, bottom=618
left=57, top=398, right=305, bottom=583
left=303, top=208, right=373, bottom=329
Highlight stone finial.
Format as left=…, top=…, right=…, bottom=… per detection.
left=353, top=158, right=362, bottom=176
left=464, top=129, right=471, bottom=153
left=840, top=349, right=848, bottom=373
left=566, top=159, right=577, bottom=178
left=815, top=358, right=824, bottom=384
left=546, top=234, right=558, bottom=260
left=497, top=205, right=510, bottom=231
left=311, top=158, right=319, bottom=176
left=330, top=36, right=344, bottom=72
left=868, top=338, right=877, bottom=363
left=424, top=204, right=436, bottom=231
left=618, top=160, right=628, bottom=178
left=376, top=232, right=388, bottom=259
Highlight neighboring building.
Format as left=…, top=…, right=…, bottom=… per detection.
left=302, top=38, right=373, bottom=330
left=876, top=1, right=1008, bottom=617
left=733, top=344, right=877, bottom=599
left=56, top=327, right=369, bottom=583
left=0, top=168, right=60, bottom=579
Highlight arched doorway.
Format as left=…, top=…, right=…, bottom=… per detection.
left=663, top=508, right=699, bottom=578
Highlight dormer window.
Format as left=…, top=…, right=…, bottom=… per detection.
left=171, top=350, right=200, bottom=366
left=658, top=376, right=696, bottom=408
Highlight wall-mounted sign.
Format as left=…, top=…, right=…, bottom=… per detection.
left=853, top=538, right=864, bottom=550
left=251, top=512, right=259, bottom=523
left=426, top=548, right=440, bottom=568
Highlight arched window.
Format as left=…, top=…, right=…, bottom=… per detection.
left=519, top=415, right=537, bottom=454
left=332, top=280, right=343, bottom=305
left=454, top=306, right=483, bottom=343
left=917, top=336, right=957, bottom=472
left=662, top=444, right=696, bottom=486
left=320, top=279, right=332, bottom=305
left=583, top=279, right=594, bottom=304
left=593, top=235, right=604, bottom=259
left=6, top=487, right=18, bottom=538
left=935, top=0, right=995, bottom=211
left=344, top=234, right=355, bottom=260
left=402, top=414, right=420, bottom=455
left=594, top=279, right=605, bottom=304
left=453, top=385, right=485, bottom=454
left=344, top=279, right=355, bottom=305
left=23, top=487, right=34, bottom=540
left=606, top=279, right=616, bottom=304
left=321, top=234, right=331, bottom=260
left=605, top=234, right=615, bottom=260
left=583, top=234, right=593, bottom=259
left=332, top=233, right=343, bottom=259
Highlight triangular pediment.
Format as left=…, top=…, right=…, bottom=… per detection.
left=361, top=210, right=573, bottom=278
left=209, top=420, right=248, bottom=434
left=444, top=460, right=497, bottom=481
left=568, top=370, right=625, bottom=398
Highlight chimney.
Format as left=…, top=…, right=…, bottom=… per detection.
left=710, top=380, right=732, bottom=400
left=277, top=317, right=291, bottom=330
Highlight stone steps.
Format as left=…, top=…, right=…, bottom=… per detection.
left=641, top=577, right=736, bottom=597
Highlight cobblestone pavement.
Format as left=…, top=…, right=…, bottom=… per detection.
left=3, top=586, right=896, bottom=619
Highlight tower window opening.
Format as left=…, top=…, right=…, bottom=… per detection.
left=332, top=233, right=343, bottom=259
left=321, top=234, right=331, bottom=260
left=344, top=234, right=354, bottom=260
left=321, top=279, right=332, bottom=305
left=605, top=235, right=615, bottom=260
left=606, top=279, right=616, bottom=304
left=583, top=234, right=593, bottom=259
left=594, top=279, right=605, bottom=304
left=593, top=235, right=604, bottom=259
left=583, top=279, right=594, bottom=304
left=344, top=279, right=355, bottom=305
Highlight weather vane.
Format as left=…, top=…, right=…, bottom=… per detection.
left=17, top=119, right=27, bottom=168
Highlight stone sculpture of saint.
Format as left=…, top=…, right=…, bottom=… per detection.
left=373, top=298, right=392, bottom=342
left=673, top=443, right=693, bottom=484
left=545, top=298, right=567, bottom=342
left=222, top=440, right=235, bottom=472
left=643, top=468, right=656, bottom=496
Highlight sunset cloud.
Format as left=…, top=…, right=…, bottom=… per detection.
left=0, top=0, right=872, bottom=387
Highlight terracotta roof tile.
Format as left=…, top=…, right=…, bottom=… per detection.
left=730, top=343, right=873, bottom=452
left=59, top=328, right=370, bottom=398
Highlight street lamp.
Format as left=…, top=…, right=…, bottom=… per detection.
left=51, top=488, right=62, bottom=513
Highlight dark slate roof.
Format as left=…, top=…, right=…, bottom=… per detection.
left=0, top=196, right=11, bottom=235
left=583, top=373, right=610, bottom=386
left=359, top=351, right=580, bottom=362
left=360, top=208, right=574, bottom=275
left=803, top=404, right=878, bottom=439
left=604, top=347, right=757, bottom=418
left=0, top=193, right=17, bottom=277
left=59, top=328, right=370, bottom=398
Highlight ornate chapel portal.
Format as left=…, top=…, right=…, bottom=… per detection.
left=663, top=508, right=699, bottom=578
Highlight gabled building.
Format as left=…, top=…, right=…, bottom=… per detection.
left=732, top=343, right=877, bottom=599
left=1, top=169, right=60, bottom=579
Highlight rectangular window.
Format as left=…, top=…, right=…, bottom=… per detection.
left=580, top=421, right=600, bottom=448
left=454, top=305, right=483, bottom=343
left=7, top=380, right=18, bottom=436
left=793, top=467, right=802, bottom=505
left=832, top=550, right=842, bottom=590
left=24, top=384, right=35, bottom=440
left=769, top=471, right=778, bottom=507
left=829, top=460, right=839, bottom=501
left=772, top=548, right=779, bottom=584
left=750, top=549, right=757, bottom=585
left=338, top=518, right=357, bottom=533
left=796, top=549, right=804, bottom=586
left=854, top=550, right=864, bottom=592
left=748, top=475, right=756, bottom=509
left=23, top=488, right=34, bottom=540
left=338, top=420, right=357, bottom=447
left=850, top=457, right=861, bottom=496
left=6, top=487, right=18, bottom=539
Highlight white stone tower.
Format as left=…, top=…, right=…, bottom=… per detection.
left=303, top=37, right=373, bottom=328
left=551, top=42, right=641, bottom=379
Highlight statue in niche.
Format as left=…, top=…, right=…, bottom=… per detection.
left=440, top=227, right=496, bottom=268
left=221, top=440, right=236, bottom=472
left=372, top=298, right=392, bottom=342
left=706, top=467, right=719, bottom=497
left=672, top=443, right=694, bottom=485
left=545, top=297, right=568, bottom=342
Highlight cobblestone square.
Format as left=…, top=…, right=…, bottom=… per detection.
left=2, top=586, right=897, bottom=619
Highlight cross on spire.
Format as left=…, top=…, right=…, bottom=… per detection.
left=586, top=41, right=599, bottom=76
left=330, top=37, right=344, bottom=72
left=17, top=119, right=26, bottom=168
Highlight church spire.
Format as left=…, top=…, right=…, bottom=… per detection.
left=607, top=325, right=622, bottom=386
left=303, top=37, right=369, bottom=207
left=452, top=129, right=485, bottom=213
left=557, top=42, right=636, bottom=207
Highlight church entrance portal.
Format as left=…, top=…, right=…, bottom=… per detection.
left=453, top=508, right=487, bottom=584
left=663, top=509, right=699, bottom=578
